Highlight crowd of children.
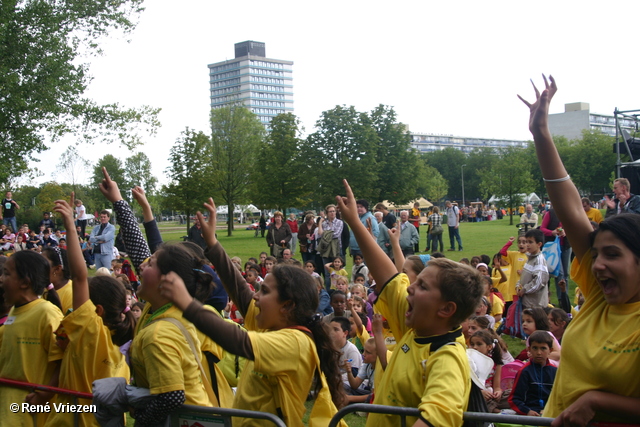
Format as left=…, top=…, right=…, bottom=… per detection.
left=1, top=77, right=639, bottom=426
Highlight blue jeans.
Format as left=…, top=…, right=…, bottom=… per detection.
left=94, top=253, right=113, bottom=270
left=3, top=217, right=17, bottom=233
left=554, top=246, right=572, bottom=300
left=448, top=226, right=463, bottom=250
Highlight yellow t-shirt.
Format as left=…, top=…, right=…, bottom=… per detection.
left=585, top=207, right=603, bottom=224
left=357, top=326, right=391, bottom=392
left=237, top=300, right=344, bottom=427
left=57, top=280, right=73, bottom=314
left=502, top=251, right=528, bottom=302
left=131, top=304, right=212, bottom=406
left=328, top=267, right=349, bottom=290
left=489, top=293, right=505, bottom=317
left=0, top=298, right=63, bottom=426
left=46, top=299, right=129, bottom=427
left=369, top=274, right=470, bottom=427
left=491, top=266, right=510, bottom=300
left=544, top=252, right=640, bottom=421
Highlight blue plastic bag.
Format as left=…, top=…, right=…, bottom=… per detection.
left=542, top=236, right=561, bottom=277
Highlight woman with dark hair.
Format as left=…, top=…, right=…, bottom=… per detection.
left=521, top=75, right=640, bottom=425
left=160, top=198, right=347, bottom=427
left=298, top=213, right=317, bottom=264
left=266, top=211, right=291, bottom=259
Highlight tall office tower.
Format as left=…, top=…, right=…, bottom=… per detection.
left=208, top=41, right=293, bottom=128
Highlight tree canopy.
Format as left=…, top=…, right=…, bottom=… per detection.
left=0, top=0, right=159, bottom=186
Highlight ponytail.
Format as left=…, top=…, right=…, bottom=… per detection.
left=44, top=283, right=62, bottom=311
left=307, top=316, right=347, bottom=409
left=156, top=244, right=213, bottom=302
left=471, top=329, right=503, bottom=366
left=89, top=276, right=135, bottom=346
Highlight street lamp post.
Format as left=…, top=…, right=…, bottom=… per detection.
left=461, top=164, right=467, bottom=209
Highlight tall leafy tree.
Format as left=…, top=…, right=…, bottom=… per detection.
left=252, top=113, right=312, bottom=210
left=565, top=130, right=616, bottom=197
left=163, top=129, right=215, bottom=232
left=423, top=147, right=468, bottom=200
left=370, top=105, right=420, bottom=204
left=125, top=152, right=157, bottom=195
left=210, top=107, right=264, bottom=236
left=0, top=0, right=160, bottom=184
left=92, top=154, right=127, bottom=208
left=416, top=158, right=449, bottom=205
left=479, top=147, right=534, bottom=225
left=307, top=105, right=378, bottom=205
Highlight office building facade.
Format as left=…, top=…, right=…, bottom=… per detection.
left=208, top=41, right=293, bottom=127
left=410, top=132, right=528, bottom=153
left=548, top=102, right=636, bottom=140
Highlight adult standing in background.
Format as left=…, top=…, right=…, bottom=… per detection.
left=373, top=211, right=391, bottom=256
left=374, top=203, right=397, bottom=229
left=298, top=213, right=318, bottom=265
left=604, top=178, right=640, bottom=218
left=409, top=201, right=421, bottom=253
left=266, top=211, right=291, bottom=259
left=259, top=213, right=267, bottom=237
left=348, top=199, right=379, bottom=259
left=445, top=200, right=463, bottom=251
left=520, top=204, right=539, bottom=226
left=89, top=210, right=116, bottom=269
left=286, top=213, right=299, bottom=256
left=398, top=210, right=419, bottom=257
left=188, top=217, right=207, bottom=250
left=1, top=191, right=19, bottom=234
left=317, top=204, right=343, bottom=287
left=75, top=199, right=89, bottom=237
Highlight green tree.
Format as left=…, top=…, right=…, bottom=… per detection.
left=125, top=152, right=157, bottom=194
left=565, top=130, right=616, bottom=197
left=252, top=113, right=312, bottom=210
left=210, top=106, right=265, bottom=236
left=416, top=159, right=448, bottom=205
left=479, top=147, right=535, bottom=225
left=92, top=154, right=127, bottom=208
left=370, top=105, right=421, bottom=204
left=423, top=147, right=468, bottom=201
left=0, top=0, right=160, bottom=184
left=307, top=105, right=378, bottom=205
left=465, top=148, right=500, bottom=201
left=36, top=182, right=66, bottom=217
left=163, top=129, right=215, bottom=232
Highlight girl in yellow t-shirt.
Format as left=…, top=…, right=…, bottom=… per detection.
left=160, top=198, right=347, bottom=427
left=0, top=250, right=64, bottom=426
left=523, top=75, right=640, bottom=424
left=44, top=197, right=134, bottom=427
left=42, top=246, right=73, bottom=314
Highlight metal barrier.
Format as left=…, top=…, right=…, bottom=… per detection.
left=327, top=404, right=553, bottom=427
left=172, top=404, right=286, bottom=427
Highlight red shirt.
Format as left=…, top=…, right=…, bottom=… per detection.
left=286, top=219, right=299, bottom=233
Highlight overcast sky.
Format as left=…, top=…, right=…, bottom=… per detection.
left=29, top=0, right=640, bottom=189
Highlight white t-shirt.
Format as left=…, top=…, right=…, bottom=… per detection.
left=76, top=204, right=88, bottom=220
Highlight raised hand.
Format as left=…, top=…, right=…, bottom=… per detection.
left=388, top=225, right=400, bottom=245
left=196, top=198, right=218, bottom=248
left=98, top=167, right=123, bottom=203
left=335, top=179, right=359, bottom=226
left=158, top=271, right=193, bottom=311
left=53, top=193, right=76, bottom=229
left=518, top=74, right=557, bottom=136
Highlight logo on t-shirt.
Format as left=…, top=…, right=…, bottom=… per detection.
left=401, top=343, right=410, bottom=353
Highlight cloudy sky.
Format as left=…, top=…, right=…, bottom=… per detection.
left=30, top=0, right=640, bottom=188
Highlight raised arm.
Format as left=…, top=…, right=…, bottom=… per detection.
left=53, top=194, right=88, bottom=310
left=388, top=225, right=404, bottom=274
left=132, top=186, right=162, bottom=254
left=197, top=198, right=254, bottom=315
left=336, top=180, right=397, bottom=287
left=519, top=75, right=591, bottom=260
left=98, top=168, right=150, bottom=274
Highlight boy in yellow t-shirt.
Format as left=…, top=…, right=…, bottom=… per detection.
left=337, top=180, right=485, bottom=427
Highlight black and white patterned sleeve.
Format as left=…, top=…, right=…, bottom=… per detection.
left=113, top=199, right=151, bottom=275
left=133, top=390, right=185, bottom=426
